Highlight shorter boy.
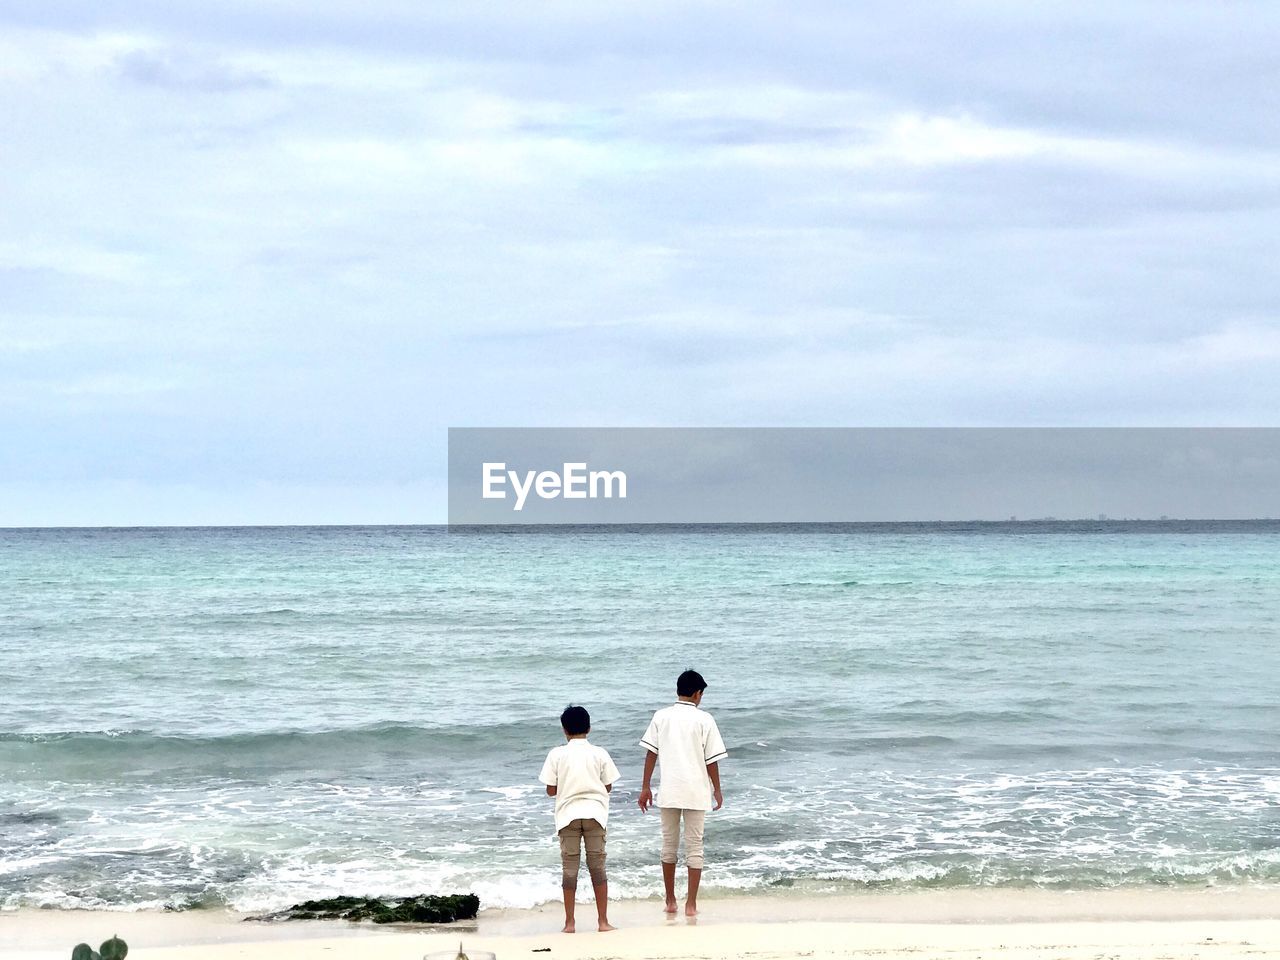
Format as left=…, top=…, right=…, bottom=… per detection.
left=538, top=705, right=621, bottom=933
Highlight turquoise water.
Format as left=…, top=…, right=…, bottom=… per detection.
left=1, top=523, right=1278, bottom=911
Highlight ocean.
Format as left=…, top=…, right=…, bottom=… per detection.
left=1, top=523, right=1278, bottom=913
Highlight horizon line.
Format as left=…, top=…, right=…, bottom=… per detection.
left=3, top=517, right=1279, bottom=532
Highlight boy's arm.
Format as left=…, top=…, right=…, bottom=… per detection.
left=707, top=760, right=723, bottom=810
left=601, top=751, right=622, bottom=794
left=539, top=751, right=558, bottom=798
left=637, top=750, right=658, bottom=811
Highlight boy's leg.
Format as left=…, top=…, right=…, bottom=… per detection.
left=559, top=820, right=584, bottom=932
left=683, top=810, right=706, bottom=916
left=583, top=819, right=614, bottom=931
left=659, top=807, right=681, bottom=913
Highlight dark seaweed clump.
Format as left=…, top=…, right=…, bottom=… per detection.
left=256, top=893, right=480, bottom=924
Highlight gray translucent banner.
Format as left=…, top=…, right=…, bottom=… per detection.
left=447, top=428, right=1280, bottom=525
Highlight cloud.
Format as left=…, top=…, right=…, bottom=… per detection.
left=114, top=47, right=273, bottom=92
left=0, top=240, right=150, bottom=282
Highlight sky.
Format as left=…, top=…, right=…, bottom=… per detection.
left=2, top=2, right=1279, bottom=524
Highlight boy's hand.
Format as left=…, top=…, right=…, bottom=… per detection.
left=637, top=786, right=654, bottom=811
left=707, top=761, right=723, bottom=810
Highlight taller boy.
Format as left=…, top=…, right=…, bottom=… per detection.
left=637, top=669, right=728, bottom=917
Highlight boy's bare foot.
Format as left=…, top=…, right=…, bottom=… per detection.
left=562, top=922, right=575, bottom=933
left=684, top=902, right=698, bottom=917
left=664, top=899, right=678, bottom=914
left=598, top=921, right=617, bottom=932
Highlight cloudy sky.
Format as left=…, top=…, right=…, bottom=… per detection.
left=2, top=2, right=1278, bottom=523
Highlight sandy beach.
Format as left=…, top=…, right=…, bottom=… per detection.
left=5, top=888, right=1278, bottom=960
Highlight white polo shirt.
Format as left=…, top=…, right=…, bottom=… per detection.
left=538, top=739, right=621, bottom=832
left=640, top=701, right=728, bottom=811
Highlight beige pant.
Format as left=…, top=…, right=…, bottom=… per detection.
left=660, top=807, right=706, bottom=870
left=558, top=818, right=606, bottom=889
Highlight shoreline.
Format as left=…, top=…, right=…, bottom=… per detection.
left=4, top=886, right=1278, bottom=956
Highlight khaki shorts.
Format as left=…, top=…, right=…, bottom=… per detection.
left=558, top=818, right=606, bottom=888
left=660, top=807, right=706, bottom=870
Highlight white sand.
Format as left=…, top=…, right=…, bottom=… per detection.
left=4, top=888, right=1278, bottom=960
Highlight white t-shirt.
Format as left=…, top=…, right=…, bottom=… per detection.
left=538, top=739, right=622, bottom=832
left=640, top=701, right=728, bottom=811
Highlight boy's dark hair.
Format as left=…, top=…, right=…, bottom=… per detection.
left=560, top=704, right=590, bottom=735
left=676, top=669, right=707, bottom=697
